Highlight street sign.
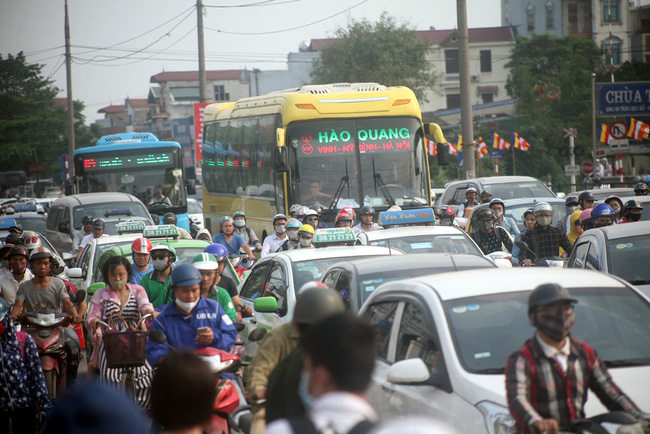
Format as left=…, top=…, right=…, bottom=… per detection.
left=489, top=150, right=503, bottom=159
left=582, top=161, right=594, bottom=175
left=562, top=128, right=578, bottom=139
left=609, top=139, right=630, bottom=150
left=597, top=81, right=650, bottom=117
left=564, top=165, right=581, bottom=176
left=595, top=149, right=607, bottom=157
left=610, top=121, right=628, bottom=139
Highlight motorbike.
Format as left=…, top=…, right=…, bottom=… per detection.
left=19, top=290, right=85, bottom=401
left=560, top=411, right=647, bottom=433
left=230, top=253, right=254, bottom=280
left=514, top=240, right=566, bottom=267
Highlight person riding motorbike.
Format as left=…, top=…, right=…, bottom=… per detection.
left=203, top=244, right=252, bottom=317
left=297, top=225, right=315, bottom=249
left=621, top=199, right=643, bottom=223
left=22, top=232, right=42, bottom=258
left=278, top=218, right=302, bottom=252
left=146, top=264, right=237, bottom=367
left=555, top=196, right=579, bottom=233
left=579, top=208, right=594, bottom=231
left=512, top=208, right=536, bottom=266
left=162, top=212, right=192, bottom=240
left=11, top=247, right=82, bottom=385
left=354, top=206, right=381, bottom=232
left=633, top=182, right=648, bottom=196
left=0, top=245, right=33, bottom=306
left=233, top=211, right=262, bottom=252
left=192, top=253, right=237, bottom=323
left=604, top=195, right=624, bottom=224
left=519, top=202, right=573, bottom=266
left=490, top=198, right=520, bottom=236
left=0, top=243, right=14, bottom=279
left=73, top=215, right=93, bottom=251
left=140, top=242, right=176, bottom=308
left=469, top=208, right=513, bottom=255
left=303, top=209, right=319, bottom=230
left=590, top=203, right=615, bottom=228
left=480, top=190, right=493, bottom=204
left=505, top=283, right=649, bottom=433
left=440, top=206, right=456, bottom=227
left=195, top=228, right=212, bottom=243
left=262, top=214, right=288, bottom=258
left=215, top=216, right=256, bottom=261
left=458, top=187, right=478, bottom=218
left=77, top=219, right=107, bottom=262
left=129, top=237, right=153, bottom=285
left=577, top=191, right=596, bottom=210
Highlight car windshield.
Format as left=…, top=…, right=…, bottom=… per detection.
left=367, top=234, right=482, bottom=255
left=188, top=200, right=203, bottom=214
left=11, top=217, right=46, bottom=234
left=482, top=181, right=555, bottom=200
left=505, top=202, right=565, bottom=229
left=607, top=235, right=650, bottom=287
left=292, top=255, right=384, bottom=292
left=73, top=202, right=151, bottom=231
left=443, top=287, right=650, bottom=374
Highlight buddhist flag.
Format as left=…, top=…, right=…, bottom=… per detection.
left=598, top=123, right=613, bottom=144
left=512, top=131, right=531, bottom=151
left=628, top=117, right=650, bottom=141
left=425, top=136, right=437, bottom=156
left=492, top=132, right=511, bottom=150
left=477, top=137, right=488, bottom=159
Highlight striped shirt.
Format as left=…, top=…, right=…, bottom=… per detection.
left=505, top=336, right=645, bottom=432
left=519, top=225, right=573, bottom=261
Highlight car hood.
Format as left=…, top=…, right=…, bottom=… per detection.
left=459, top=366, right=650, bottom=415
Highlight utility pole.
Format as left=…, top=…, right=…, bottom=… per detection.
left=64, top=0, right=75, bottom=180
left=197, top=0, right=207, bottom=102
left=457, top=0, right=475, bottom=179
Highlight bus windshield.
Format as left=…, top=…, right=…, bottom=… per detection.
left=287, top=117, right=428, bottom=210
left=75, top=147, right=187, bottom=215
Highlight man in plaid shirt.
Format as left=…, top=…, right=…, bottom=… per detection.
left=519, top=202, right=572, bottom=265
left=506, top=284, right=648, bottom=433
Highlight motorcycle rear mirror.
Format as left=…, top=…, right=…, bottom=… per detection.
left=74, top=290, right=86, bottom=304
left=149, top=329, right=168, bottom=345
left=253, top=297, right=277, bottom=313
left=234, top=322, right=245, bottom=332
left=514, top=240, right=528, bottom=250
left=248, top=327, right=267, bottom=343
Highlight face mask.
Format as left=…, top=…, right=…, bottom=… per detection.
left=581, top=220, right=595, bottom=231
left=535, top=310, right=575, bottom=342
left=566, top=205, right=579, bottom=214
left=594, top=221, right=612, bottom=228
left=626, top=213, right=641, bottom=222
left=152, top=259, right=169, bottom=271
left=536, top=216, right=552, bottom=227
left=275, top=225, right=286, bottom=235
left=287, top=230, right=299, bottom=242
left=611, top=206, right=620, bottom=214
left=109, top=277, right=128, bottom=290
left=175, top=298, right=199, bottom=313
left=493, top=211, right=503, bottom=219
left=234, top=220, right=246, bottom=228
left=300, top=238, right=312, bottom=247
left=11, top=262, right=26, bottom=274
left=298, top=370, right=313, bottom=410
left=478, top=219, right=493, bottom=231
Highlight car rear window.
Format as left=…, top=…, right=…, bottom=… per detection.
left=482, top=181, right=555, bottom=200
left=73, top=202, right=150, bottom=230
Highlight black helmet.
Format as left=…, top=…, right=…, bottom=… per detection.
left=634, top=182, right=648, bottom=195
left=92, top=219, right=105, bottom=230
left=312, top=203, right=325, bottom=214
left=8, top=245, right=29, bottom=260
left=528, top=283, right=577, bottom=314
left=5, top=233, right=23, bottom=246
left=432, top=205, right=443, bottom=219
left=82, top=215, right=94, bottom=224
left=565, top=196, right=579, bottom=206
left=292, top=282, right=345, bottom=325
left=163, top=212, right=177, bottom=225
left=359, top=206, right=375, bottom=216
left=475, top=208, right=495, bottom=220
left=578, top=191, right=595, bottom=202
left=624, top=199, right=643, bottom=211
left=480, top=190, right=492, bottom=199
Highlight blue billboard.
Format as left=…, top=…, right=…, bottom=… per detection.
left=597, top=81, right=650, bottom=117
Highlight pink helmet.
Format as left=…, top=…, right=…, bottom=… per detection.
left=131, top=237, right=152, bottom=254
left=579, top=208, right=592, bottom=224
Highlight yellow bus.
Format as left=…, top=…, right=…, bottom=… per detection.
left=201, top=83, right=441, bottom=240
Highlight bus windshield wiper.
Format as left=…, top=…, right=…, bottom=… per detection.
left=372, top=157, right=395, bottom=207
left=327, top=160, right=350, bottom=212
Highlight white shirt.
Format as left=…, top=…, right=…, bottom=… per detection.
left=261, top=233, right=287, bottom=257
left=265, top=391, right=377, bottom=434
left=0, top=268, right=33, bottom=305
left=353, top=222, right=382, bottom=233
left=73, top=229, right=92, bottom=250
left=79, top=233, right=108, bottom=249
left=536, top=333, right=571, bottom=373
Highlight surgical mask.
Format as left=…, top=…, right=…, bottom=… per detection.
left=611, top=206, right=620, bottom=214
left=175, top=298, right=199, bottom=312
left=493, top=211, right=503, bottom=219
left=109, top=277, right=128, bottom=290
left=234, top=220, right=246, bottom=228
left=287, top=230, right=299, bottom=242
left=566, top=205, right=579, bottom=214
left=152, top=259, right=169, bottom=271
left=535, top=309, right=575, bottom=342
left=478, top=219, right=494, bottom=231
left=536, top=216, right=552, bottom=227
left=298, top=370, right=313, bottom=410
left=300, top=238, right=312, bottom=247
left=10, top=262, right=26, bottom=274
left=627, top=213, right=641, bottom=222
left=275, top=225, right=286, bottom=235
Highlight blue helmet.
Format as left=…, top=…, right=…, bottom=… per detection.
left=170, top=263, right=202, bottom=287
left=203, top=243, right=228, bottom=261
left=233, top=211, right=246, bottom=219
left=591, top=203, right=614, bottom=218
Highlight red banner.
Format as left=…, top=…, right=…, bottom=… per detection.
left=193, top=102, right=211, bottom=176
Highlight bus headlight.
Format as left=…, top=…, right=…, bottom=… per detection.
left=477, top=401, right=515, bottom=434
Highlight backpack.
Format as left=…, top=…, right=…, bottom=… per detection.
left=288, top=417, right=376, bottom=434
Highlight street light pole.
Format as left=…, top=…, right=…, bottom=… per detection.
left=64, top=0, right=75, bottom=181
left=457, top=0, right=475, bottom=179
left=197, top=0, right=207, bottom=102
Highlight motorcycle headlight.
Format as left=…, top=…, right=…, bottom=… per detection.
left=477, top=401, right=515, bottom=434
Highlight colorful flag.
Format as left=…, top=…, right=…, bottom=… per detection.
left=598, top=123, right=613, bottom=144
left=512, top=131, right=531, bottom=151
left=448, top=143, right=458, bottom=156
left=492, top=132, right=511, bottom=150
left=477, top=137, right=488, bottom=159
left=628, top=117, right=650, bottom=141
left=425, top=137, right=437, bottom=156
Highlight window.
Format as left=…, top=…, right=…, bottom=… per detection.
left=335, top=270, right=352, bottom=310
left=445, top=49, right=459, bottom=74
left=481, top=93, right=494, bottom=104
left=395, top=303, right=439, bottom=374
left=571, top=241, right=590, bottom=268
left=527, top=4, right=535, bottom=32
left=266, top=262, right=288, bottom=315
left=322, top=269, right=341, bottom=290
left=79, top=245, right=93, bottom=280
left=446, top=94, right=461, bottom=109
left=504, top=0, right=509, bottom=24
left=239, top=261, right=271, bottom=299
left=362, top=301, right=399, bottom=361
left=213, top=85, right=230, bottom=102
left=480, top=50, right=492, bottom=73
left=603, top=37, right=622, bottom=65
left=546, top=1, right=555, bottom=30
left=603, top=0, right=619, bottom=23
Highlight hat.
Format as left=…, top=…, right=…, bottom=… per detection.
left=528, top=283, right=577, bottom=314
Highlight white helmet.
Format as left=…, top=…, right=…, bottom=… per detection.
left=533, top=202, right=553, bottom=216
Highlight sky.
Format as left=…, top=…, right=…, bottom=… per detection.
left=1, top=0, right=501, bottom=124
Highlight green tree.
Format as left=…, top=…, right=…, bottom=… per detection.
left=0, top=52, right=101, bottom=184
left=310, top=13, right=437, bottom=102
left=504, top=35, right=606, bottom=186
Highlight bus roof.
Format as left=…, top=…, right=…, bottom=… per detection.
left=74, top=140, right=181, bottom=156
left=203, top=83, right=422, bottom=124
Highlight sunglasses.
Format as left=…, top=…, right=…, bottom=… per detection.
left=150, top=253, right=169, bottom=260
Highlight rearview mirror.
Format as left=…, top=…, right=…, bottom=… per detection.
left=248, top=327, right=268, bottom=342
left=87, top=282, right=105, bottom=297
left=186, top=180, right=196, bottom=195
left=253, top=296, right=278, bottom=313
left=67, top=268, right=83, bottom=278
left=149, top=329, right=167, bottom=344
left=58, top=221, right=71, bottom=234
left=387, top=358, right=431, bottom=384
left=274, top=146, right=289, bottom=173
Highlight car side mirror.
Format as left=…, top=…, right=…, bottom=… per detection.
left=58, top=221, right=71, bottom=234
left=87, top=282, right=105, bottom=298
left=67, top=268, right=83, bottom=279
left=387, top=358, right=430, bottom=384
left=248, top=327, right=267, bottom=342
left=253, top=296, right=278, bottom=313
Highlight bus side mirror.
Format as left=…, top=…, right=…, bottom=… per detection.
left=437, top=143, right=450, bottom=166
left=186, top=180, right=196, bottom=195
left=274, top=147, right=289, bottom=173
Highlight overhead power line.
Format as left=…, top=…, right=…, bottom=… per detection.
left=204, top=0, right=300, bottom=7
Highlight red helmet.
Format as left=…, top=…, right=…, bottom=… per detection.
left=441, top=206, right=455, bottom=226
left=335, top=211, right=353, bottom=223
left=341, top=207, right=356, bottom=220
left=131, top=237, right=152, bottom=254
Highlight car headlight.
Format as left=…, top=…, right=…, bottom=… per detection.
left=477, top=401, right=515, bottom=434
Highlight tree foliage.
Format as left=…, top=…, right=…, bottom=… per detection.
left=310, top=13, right=437, bottom=102
left=0, top=52, right=101, bottom=183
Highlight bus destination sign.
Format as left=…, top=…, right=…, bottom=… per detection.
left=299, top=127, right=413, bottom=156
left=82, top=153, right=172, bottom=170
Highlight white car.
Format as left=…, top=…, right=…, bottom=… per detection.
left=359, top=268, right=650, bottom=433
left=187, top=198, right=203, bottom=231
left=238, top=245, right=403, bottom=357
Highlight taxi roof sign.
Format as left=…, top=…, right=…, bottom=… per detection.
left=104, top=208, right=132, bottom=217
left=14, top=204, right=38, bottom=213
left=313, top=227, right=357, bottom=245
left=0, top=219, right=18, bottom=230
left=143, top=224, right=179, bottom=239
left=379, top=208, right=435, bottom=227
left=116, top=221, right=147, bottom=234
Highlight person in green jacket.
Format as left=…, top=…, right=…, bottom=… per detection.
left=192, top=253, right=238, bottom=323
left=140, top=242, right=176, bottom=308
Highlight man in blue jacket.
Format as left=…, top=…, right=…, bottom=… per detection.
left=146, top=263, right=237, bottom=367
